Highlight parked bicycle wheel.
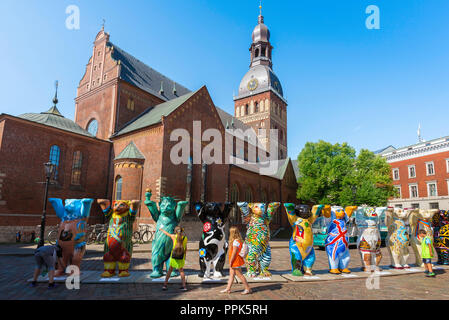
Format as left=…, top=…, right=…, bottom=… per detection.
left=141, top=230, right=153, bottom=243
left=132, top=231, right=141, bottom=245
left=47, top=230, right=58, bottom=245
left=96, top=231, right=108, bottom=244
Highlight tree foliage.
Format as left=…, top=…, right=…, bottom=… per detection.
left=296, top=140, right=396, bottom=207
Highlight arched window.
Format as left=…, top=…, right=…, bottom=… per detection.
left=245, top=186, right=253, bottom=203
left=255, top=48, right=260, bottom=57
left=261, top=46, right=266, bottom=57
left=261, top=190, right=267, bottom=203
left=49, top=145, right=60, bottom=180
left=230, top=184, right=240, bottom=223
left=115, top=176, right=123, bottom=200
left=255, top=102, right=259, bottom=113
left=245, top=104, right=249, bottom=115
left=87, top=119, right=98, bottom=137
left=71, top=151, right=83, bottom=185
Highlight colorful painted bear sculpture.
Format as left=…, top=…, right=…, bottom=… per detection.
left=283, top=203, right=325, bottom=276
left=97, top=199, right=141, bottom=277
left=433, top=210, right=449, bottom=265
left=237, top=202, right=281, bottom=278
left=323, top=206, right=358, bottom=274
left=354, top=206, right=386, bottom=272
left=194, top=202, right=232, bottom=278
left=144, top=189, right=188, bottom=278
left=385, top=207, right=416, bottom=269
left=48, top=198, right=94, bottom=276
left=409, top=209, right=439, bottom=267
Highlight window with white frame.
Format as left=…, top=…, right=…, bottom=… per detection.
left=394, top=185, right=402, bottom=198
left=426, top=161, right=435, bottom=176
left=408, top=165, right=416, bottom=178
left=427, top=182, right=438, bottom=197
left=409, top=184, right=419, bottom=198
left=393, top=168, right=400, bottom=180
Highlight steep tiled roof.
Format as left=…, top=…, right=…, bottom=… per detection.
left=234, top=157, right=293, bottom=181
left=291, top=159, right=300, bottom=180
left=18, top=106, right=93, bottom=137
left=115, top=141, right=145, bottom=160
left=113, top=90, right=198, bottom=137
left=108, top=42, right=191, bottom=101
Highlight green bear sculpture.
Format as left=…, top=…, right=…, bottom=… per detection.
left=144, top=188, right=188, bottom=278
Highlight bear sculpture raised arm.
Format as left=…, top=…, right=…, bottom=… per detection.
left=144, top=188, right=188, bottom=278
left=237, top=202, right=280, bottom=278
left=48, top=198, right=94, bottom=277
left=97, top=199, right=141, bottom=278
left=194, top=202, right=232, bottom=278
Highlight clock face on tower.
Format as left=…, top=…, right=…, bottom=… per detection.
left=247, top=78, right=259, bottom=91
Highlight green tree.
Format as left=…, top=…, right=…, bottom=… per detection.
left=296, top=141, right=396, bottom=207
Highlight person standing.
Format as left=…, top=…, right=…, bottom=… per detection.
left=419, top=229, right=436, bottom=277
left=220, top=226, right=252, bottom=295
left=159, top=226, right=188, bottom=291
left=31, top=244, right=64, bottom=288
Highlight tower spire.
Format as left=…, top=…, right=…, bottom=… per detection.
left=258, top=0, right=264, bottom=24
left=53, top=80, right=59, bottom=106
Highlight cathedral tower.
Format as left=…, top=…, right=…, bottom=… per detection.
left=233, top=7, right=288, bottom=159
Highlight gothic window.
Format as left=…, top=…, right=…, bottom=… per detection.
left=245, top=186, right=253, bottom=203
left=261, top=190, right=267, bottom=203
left=230, top=184, right=240, bottom=223
left=71, top=151, right=83, bottom=185
left=115, top=176, right=123, bottom=200
left=87, top=119, right=98, bottom=137
left=49, top=145, right=61, bottom=181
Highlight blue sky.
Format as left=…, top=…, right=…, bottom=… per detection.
left=1, top=1, right=448, bottom=159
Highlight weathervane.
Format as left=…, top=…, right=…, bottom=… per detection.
left=102, top=18, right=106, bottom=31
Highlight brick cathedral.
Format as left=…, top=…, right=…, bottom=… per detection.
left=0, top=12, right=298, bottom=241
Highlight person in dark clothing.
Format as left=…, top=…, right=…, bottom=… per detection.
left=31, top=244, right=64, bottom=288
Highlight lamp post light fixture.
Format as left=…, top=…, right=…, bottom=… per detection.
left=38, top=162, right=55, bottom=248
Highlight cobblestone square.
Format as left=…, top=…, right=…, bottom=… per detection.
left=1, top=242, right=448, bottom=300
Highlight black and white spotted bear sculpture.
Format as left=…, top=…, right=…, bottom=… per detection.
left=194, top=202, right=232, bottom=278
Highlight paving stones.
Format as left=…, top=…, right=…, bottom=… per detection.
left=4, top=244, right=449, bottom=300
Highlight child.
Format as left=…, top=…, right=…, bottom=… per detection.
left=31, top=244, right=64, bottom=288
left=419, top=229, right=436, bottom=277
left=159, top=226, right=188, bottom=291
left=220, top=226, right=252, bottom=295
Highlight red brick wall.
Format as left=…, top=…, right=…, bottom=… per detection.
left=111, top=124, right=164, bottom=223
left=75, top=83, right=118, bottom=140
left=234, top=91, right=287, bottom=158
left=389, top=151, right=449, bottom=198
left=161, top=87, right=229, bottom=206
left=116, top=81, right=164, bottom=132
left=0, top=117, right=111, bottom=226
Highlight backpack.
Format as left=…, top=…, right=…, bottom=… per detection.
left=172, top=236, right=185, bottom=260
left=239, top=241, right=249, bottom=258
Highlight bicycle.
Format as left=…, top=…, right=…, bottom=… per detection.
left=132, top=224, right=155, bottom=244
left=47, top=228, right=59, bottom=245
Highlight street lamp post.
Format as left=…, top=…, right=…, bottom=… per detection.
left=38, top=162, right=55, bottom=248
